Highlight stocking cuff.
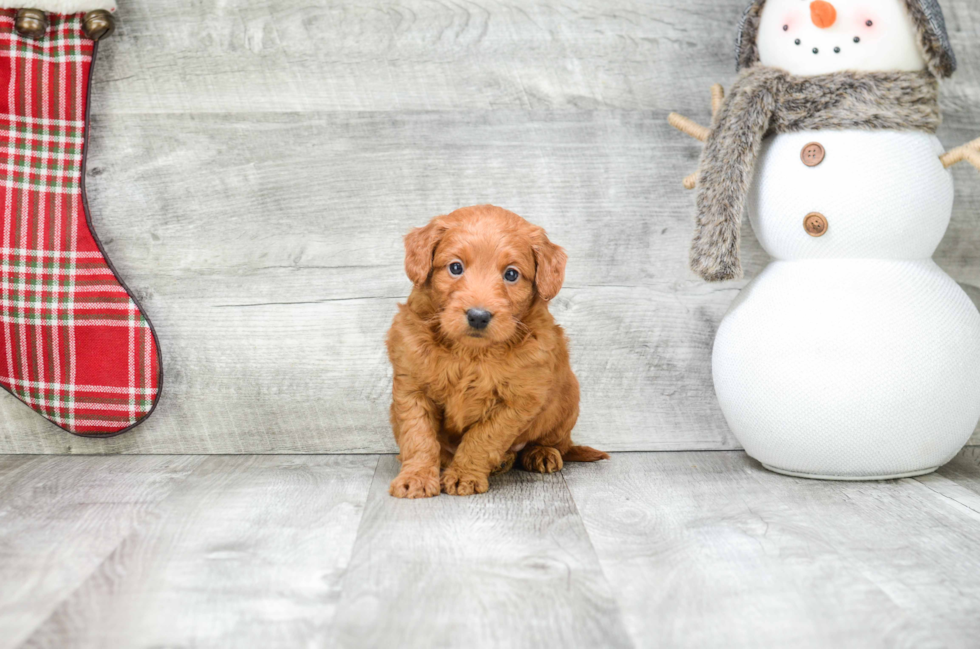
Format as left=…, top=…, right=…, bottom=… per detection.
left=1, top=1, right=116, bottom=12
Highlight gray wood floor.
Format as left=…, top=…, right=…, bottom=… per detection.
left=4, top=451, right=980, bottom=648
left=3, top=0, right=980, bottom=454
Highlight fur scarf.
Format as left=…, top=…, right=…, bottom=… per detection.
left=691, top=66, right=941, bottom=282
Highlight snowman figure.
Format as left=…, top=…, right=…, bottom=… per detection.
left=670, top=0, right=980, bottom=479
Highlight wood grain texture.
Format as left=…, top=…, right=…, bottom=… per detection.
left=0, top=455, right=205, bottom=649
left=915, top=446, right=980, bottom=510
left=86, top=1, right=980, bottom=117
left=5, top=452, right=980, bottom=647
left=0, top=111, right=740, bottom=453
left=1, top=0, right=979, bottom=452
left=564, top=451, right=980, bottom=649
left=933, top=445, right=980, bottom=491
left=331, top=455, right=632, bottom=649
left=17, top=455, right=380, bottom=649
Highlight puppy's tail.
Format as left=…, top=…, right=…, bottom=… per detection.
left=562, top=445, right=610, bottom=463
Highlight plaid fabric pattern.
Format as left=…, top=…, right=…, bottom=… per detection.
left=0, top=11, right=160, bottom=435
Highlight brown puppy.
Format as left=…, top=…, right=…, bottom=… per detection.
left=386, top=205, right=608, bottom=498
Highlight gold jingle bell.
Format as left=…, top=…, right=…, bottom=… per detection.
left=82, top=9, right=116, bottom=42
left=15, top=8, right=48, bottom=40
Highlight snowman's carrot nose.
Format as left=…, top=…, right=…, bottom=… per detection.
left=810, top=1, right=837, bottom=28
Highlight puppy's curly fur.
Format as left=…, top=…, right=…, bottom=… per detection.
left=386, top=205, right=608, bottom=499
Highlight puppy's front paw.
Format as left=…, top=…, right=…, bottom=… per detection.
left=491, top=452, right=516, bottom=476
left=441, top=467, right=489, bottom=496
left=520, top=446, right=563, bottom=474
left=390, top=469, right=440, bottom=499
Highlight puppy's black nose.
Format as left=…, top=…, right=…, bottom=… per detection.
left=466, top=308, right=493, bottom=330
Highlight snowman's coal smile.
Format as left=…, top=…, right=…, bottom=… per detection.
left=793, top=40, right=847, bottom=55
left=787, top=25, right=861, bottom=56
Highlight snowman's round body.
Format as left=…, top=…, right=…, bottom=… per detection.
left=713, top=129, right=980, bottom=478
left=710, top=0, right=980, bottom=478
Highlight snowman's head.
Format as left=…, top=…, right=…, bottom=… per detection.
left=737, top=0, right=956, bottom=78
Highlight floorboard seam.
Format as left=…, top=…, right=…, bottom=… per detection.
left=910, top=475, right=980, bottom=518
left=4, top=447, right=979, bottom=457
left=11, top=456, right=208, bottom=649
left=325, top=454, right=384, bottom=638
left=559, top=471, right=637, bottom=649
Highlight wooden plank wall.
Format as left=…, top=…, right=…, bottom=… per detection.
left=2, top=0, right=979, bottom=454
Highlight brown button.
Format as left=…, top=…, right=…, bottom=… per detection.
left=801, top=142, right=826, bottom=167
left=804, top=212, right=828, bottom=237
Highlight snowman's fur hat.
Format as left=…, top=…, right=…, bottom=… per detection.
left=735, top=0, right=956, bottom=78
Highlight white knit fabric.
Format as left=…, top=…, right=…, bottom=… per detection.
left=749, top=131, right=953, bottom=260
left=718, top=0, right=975, bottom=480
left=714, top=259, right=980, bottom=478
left=1, top=1, right=115, bottom=12
left=757, top=0, right=926, bottom=76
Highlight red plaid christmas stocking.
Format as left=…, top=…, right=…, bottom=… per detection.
left=0, top=2, right=161, bottom=437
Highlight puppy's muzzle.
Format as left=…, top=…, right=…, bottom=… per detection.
left=466, top=308, right=493, bottom=330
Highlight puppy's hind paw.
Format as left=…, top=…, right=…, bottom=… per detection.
left=520, top=446, right=563, bottom=474
left=441, top=467, right=489, bottom=496
left=389, top=469, right=440, bottom=499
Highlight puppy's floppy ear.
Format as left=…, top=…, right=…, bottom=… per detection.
left=531, top=227, right=567, bottom=301
left=404, top=217, right=447, bottom=286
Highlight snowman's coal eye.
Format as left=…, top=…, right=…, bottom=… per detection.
left=834, top=47, right=841, bottom=53
left=866, top=20, right=873, bottom=27
left=795, top=39, right=801, bottom=46
left=812, top=47, right=819, bottom=54
left=854, top=36, right=861, bottom=43
left=783, top=24, right=789, bottom=31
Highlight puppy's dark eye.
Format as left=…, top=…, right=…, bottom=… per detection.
left=448, top=261, right=464, bottom=277
left=503, top=268, right=520, bottom=283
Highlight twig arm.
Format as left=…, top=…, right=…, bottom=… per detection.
left=963, top=149, right=980, bottom=172
left=683, top=171, right=699, bottom=190
left=941, top=136, right=980, bottom=169
left=668, top=113, right=710, bottom=143
left=711, top=84, right=725, bottom=117
left=670, top=83, right=725, bottom=189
